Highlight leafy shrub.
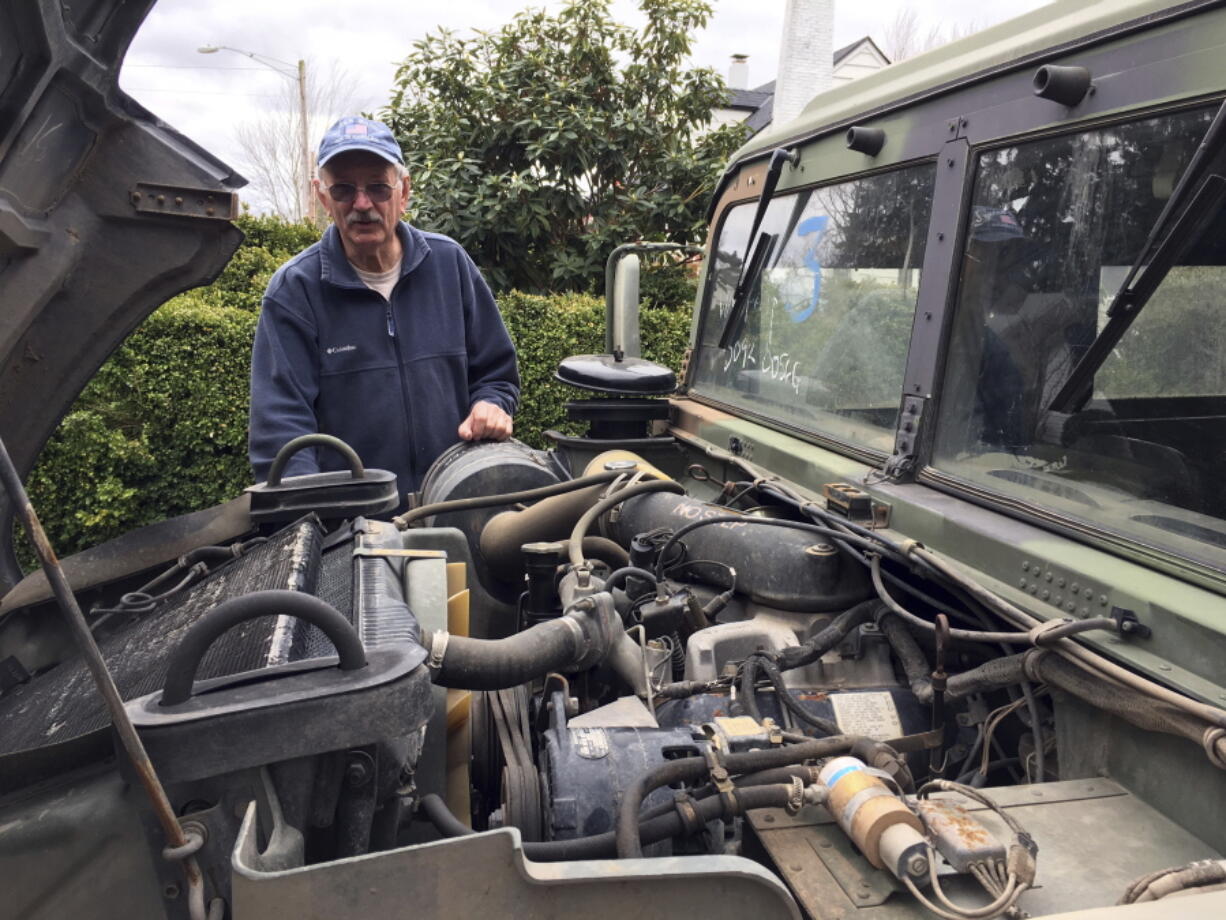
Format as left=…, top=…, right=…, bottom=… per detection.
left=23, top=256, right=694, bottom=563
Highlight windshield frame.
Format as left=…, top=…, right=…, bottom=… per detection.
left=687, top=155, right=941, bottom=466
left=918, top=97, right=1226, bottom=588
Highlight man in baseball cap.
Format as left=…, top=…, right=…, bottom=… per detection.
left=248, top=116, right=519, bottom=510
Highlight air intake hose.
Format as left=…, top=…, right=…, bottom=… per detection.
left=422, top=593, right=622, bottom=690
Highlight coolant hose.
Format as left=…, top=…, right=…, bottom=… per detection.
left=616, top=734, right=862, bottom=858
left=424, top=620, right=581, bottom=690
left=420, top=785, right=794, bottom=862
left=568, top=479, right=686, bottom=567
left=878, top=615, right=1030, bottom=704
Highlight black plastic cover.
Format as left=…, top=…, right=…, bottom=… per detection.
left=555, top=354, right=677, bottom=396
left=246, top=469, right=400, bottom=525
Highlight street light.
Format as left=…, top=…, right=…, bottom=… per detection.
left=197, top=44, right=314, bottom=222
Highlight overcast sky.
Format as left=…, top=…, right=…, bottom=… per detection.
left=120, top=0, right=1051, bottom=211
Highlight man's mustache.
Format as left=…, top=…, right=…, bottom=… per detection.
left=346, top=210, right=380, bottom=225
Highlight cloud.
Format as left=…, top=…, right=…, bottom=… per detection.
left=120, top=0, right=1050, bottom=212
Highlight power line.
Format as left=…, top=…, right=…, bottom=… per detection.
left=125, top=88, right=282, bottom=97
left=125, top=64, right=270, bottom=70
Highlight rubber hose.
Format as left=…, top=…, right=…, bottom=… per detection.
left=395, top=469, right=622, bottom=528
left=879, top=615, right=1030, bottom=704
left=427, top=619, right=579, bottom=690
left=567, top=537, right=630, bottom=569
left=421, top=785, right=793, bottom=862
left=604, top=566, right=659, bottom=593
left=616, top=735, right=861, bottom=857
left=569, top=479, right=687, bottom=567
left=778, top=599, right=884, bottom=670
left=1031, top=651, right=1217, bottom=749
left=480, top=485, right=616, bottom=580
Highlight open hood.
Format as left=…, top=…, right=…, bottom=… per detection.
left=0, top=1, right=245, bottom=593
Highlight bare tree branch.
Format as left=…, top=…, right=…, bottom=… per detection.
left=233, top=59, right=361, bottom=220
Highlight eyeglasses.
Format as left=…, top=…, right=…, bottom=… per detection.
left=322, top=182, right=397, bottom=204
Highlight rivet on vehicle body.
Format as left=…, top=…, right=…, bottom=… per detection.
left=1044, top=572, right=1053, bottom=582
left=1071, top=582, right=1080, bottom=593
left=1080, top=607, right=1089, bottom=617
left=1019, top=578, right=1028, bottom=588
left=156, top=194, right=165, bottom=204
left=1084, top=589, right=1093, bottom=599
left=1028, top=585, right=1037, bottom=595
left=1041, top=590, right=1050, bottom=600
left=1065, top=602, right=1075, bottom=612
left=175, top=197, right=183, bottom=206
left=1021, top=561, right=1030, bottom=571
left=1057, top=577, right=1066, bottom=588
left=1099, top=595, right=1108, bottom=606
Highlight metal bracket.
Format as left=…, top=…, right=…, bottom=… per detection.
left=130, top=183, right=239, bottom=220
left=881, top=395, right=926, bottom=481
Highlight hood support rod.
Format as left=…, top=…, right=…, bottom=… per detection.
left=0, top=435, right=220, bottom=920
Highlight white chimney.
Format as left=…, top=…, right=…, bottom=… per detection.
left=774, top=0, right=834, bottom=127
left=729, top=54, right=749, bottom=90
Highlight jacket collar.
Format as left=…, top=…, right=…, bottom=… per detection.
left=319, top=221, right=430, bottom=290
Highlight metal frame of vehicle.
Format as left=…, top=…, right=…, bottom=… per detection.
left=678, top=0, right=1226, bottom=855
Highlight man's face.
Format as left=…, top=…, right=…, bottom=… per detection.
left=315, top=151, right=410, bottom=259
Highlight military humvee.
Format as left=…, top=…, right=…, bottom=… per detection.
left=1, top=1, right=1225, bottom=918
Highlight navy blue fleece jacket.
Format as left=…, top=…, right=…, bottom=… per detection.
left=248, top=222, right=519, bottom=500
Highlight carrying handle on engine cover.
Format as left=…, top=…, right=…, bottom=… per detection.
left=266, top=434, right=365, bottom=487
left=159, top=590, right=367, bottom=706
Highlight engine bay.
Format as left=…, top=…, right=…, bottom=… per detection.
left=5, top=435, right=1222, bottom=919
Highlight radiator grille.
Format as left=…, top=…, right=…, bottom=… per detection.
left=0, top=519, right=347, bottom=757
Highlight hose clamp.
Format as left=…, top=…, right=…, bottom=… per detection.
left=427, top=630, right=450, bottom=672
left=672, top=793, right=705, bottom=836
left=1203, top=727, right=1226, bottom=770
left=784, top=776, right=805, bottom=815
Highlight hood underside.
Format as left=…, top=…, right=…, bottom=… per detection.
left=0, top=1, right=246, bottom=592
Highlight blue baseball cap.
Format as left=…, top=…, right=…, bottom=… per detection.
left=317, top=116, right=404, bottom=169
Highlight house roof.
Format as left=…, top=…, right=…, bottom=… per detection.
left=721, top=36, right=890, bottom=132
left=834, top=36, right=890, bottom=66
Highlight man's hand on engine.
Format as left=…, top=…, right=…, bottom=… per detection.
left=458, top=400, right=513, bottom=441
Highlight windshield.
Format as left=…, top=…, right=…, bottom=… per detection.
left=934, top=104, right=1226, bottom=571
left=691, top=163, right=936, bottom=452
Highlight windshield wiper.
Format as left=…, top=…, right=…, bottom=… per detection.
left=718, top=231, right=777, bottom=348
left=1047, top=99, right=1226, bottom=414
left=717, top=147, right=797, bottom=349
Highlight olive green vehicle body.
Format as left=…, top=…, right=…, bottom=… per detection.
left=2, top=2, right=1226, bottom=919
left=675, top=0, right=1226, bottom=876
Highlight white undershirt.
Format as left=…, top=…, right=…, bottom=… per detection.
left=352, top=258, right=402, bottom=300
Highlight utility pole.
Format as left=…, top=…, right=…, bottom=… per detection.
left=297, top=59, right=315, bottom=222
left=198, top=44, right=315, bottom=223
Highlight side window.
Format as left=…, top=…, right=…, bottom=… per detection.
left=933, top=105, right=1226, bottom=570
left=691, top=164, right=936, bottom=452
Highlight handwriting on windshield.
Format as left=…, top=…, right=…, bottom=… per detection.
left=722, top=336, right=801, bottom=394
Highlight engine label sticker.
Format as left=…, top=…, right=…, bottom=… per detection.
left=571, top=728, right=610, bottom=759
left=830, top=692, right=903, bottom=739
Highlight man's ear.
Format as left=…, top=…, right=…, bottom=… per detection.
left=314, top=177, right=330, bottom=210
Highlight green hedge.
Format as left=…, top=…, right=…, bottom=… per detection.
left=24, top=280, right=693, bottom=563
